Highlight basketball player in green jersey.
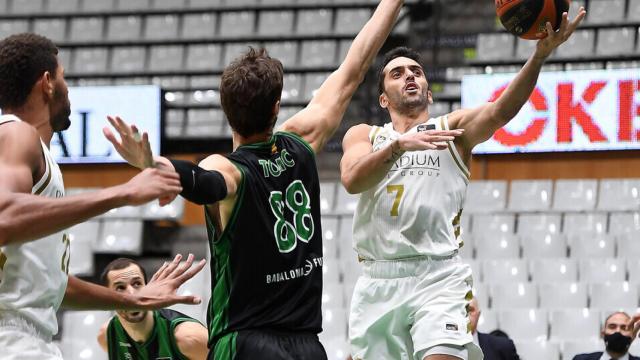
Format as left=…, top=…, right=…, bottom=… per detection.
left=340, top=7, right=586, bottom=360
left=98, top=258, right=208, bottom=360
left=0, top=33, right=206, bottom=360
left=103, top=1, right=460, bottom=358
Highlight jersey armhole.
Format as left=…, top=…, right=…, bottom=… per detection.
left=106, top=318, right=117, bottom=359
left=210, top=159, right=246, bottom=245
left=276, top=131, right=316, bottom=158
left=440, top=116, right=471, bottom=181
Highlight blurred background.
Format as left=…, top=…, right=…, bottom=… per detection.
left=1, top=0, right=639, bottom=358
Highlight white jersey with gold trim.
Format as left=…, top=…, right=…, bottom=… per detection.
left=0, top=114, right=69, bottom=338
left=352, top=115, right=470, bottom=260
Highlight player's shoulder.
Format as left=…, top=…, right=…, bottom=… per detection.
left=344, top=123, right=374, bottom=141
left=0, top=120, right=42, bottom=164
left=198, top=154, right=234, bottom=172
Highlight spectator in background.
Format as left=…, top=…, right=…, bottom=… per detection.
left=574, top=311, right=639, bottom=360
left=468, top=297, right=520, bottom=360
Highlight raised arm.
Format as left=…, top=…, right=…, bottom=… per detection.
left=279, top=0, right=404, bottom=153
left=0, top=121, right=182, bottom=246
left=449, top=8, right=586, bottom=153
left=63, top=254, right=206, bottom=310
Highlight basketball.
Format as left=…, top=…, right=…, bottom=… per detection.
left=496, top=0, right=571, bottom=40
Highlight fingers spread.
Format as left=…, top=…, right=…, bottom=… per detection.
left=176, top=259, right=207, bottom=284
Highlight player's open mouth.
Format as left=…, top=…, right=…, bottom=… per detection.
left=404, top=82, right=418, bottom=93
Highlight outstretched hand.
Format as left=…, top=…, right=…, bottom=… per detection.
left=132, top=254, right=207, bottom=310
left=629, top=313, right=640, bottom=339
left=535, top=7, right=586, bottom=59
left=104, top=115, right=155, bottom=169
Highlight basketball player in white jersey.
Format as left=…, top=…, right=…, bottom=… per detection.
left=340, top=8, right=586, bottom=360
left=0, top=33, right=206, bottom=359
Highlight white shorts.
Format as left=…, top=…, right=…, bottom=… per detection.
left=348, top=255, right=483, bottom=360
left=0, top=324, right=62, bottom=360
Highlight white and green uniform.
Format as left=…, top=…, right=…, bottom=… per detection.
left=349, top=116, right=483, bottom=360
left=0, top=115, right=69, bottom=359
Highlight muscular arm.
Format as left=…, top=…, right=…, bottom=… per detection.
left=450, top=10, right=586, bottom=153
left=341, top=124, right=461, bottom=194
left=0, top=122, right=132, bottom=246
left=280, top=0, right=404, bottom=153
left=63, top=275, right=139, bottom=310
left=174, top=321, right=209, bottom=360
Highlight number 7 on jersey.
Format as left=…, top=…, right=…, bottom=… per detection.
left=386, top=184, right=404, bottom=217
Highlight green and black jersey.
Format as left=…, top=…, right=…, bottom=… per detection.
left=106, top=309, right=200, bottom=360
left=207, top=132, right=323, bottom=350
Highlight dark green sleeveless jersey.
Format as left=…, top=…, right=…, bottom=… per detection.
left=207, top=132, right=323, bottom=348
left=106, top=309, right=200, bottom=360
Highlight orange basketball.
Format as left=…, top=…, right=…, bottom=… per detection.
left=496, top=0, right=571, bottom=40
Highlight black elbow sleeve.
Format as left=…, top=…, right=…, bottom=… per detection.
left=169, top=159, right=228, bottom=205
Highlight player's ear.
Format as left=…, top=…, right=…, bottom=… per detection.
left=427, top=89, right=433, bottom=105
left=41, top=71, right=54, bottom=101
left=272, top=100, right=280, bottom=117
left=379, top=93, right=388, bottom=109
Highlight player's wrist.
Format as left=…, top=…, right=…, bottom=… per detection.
left=390, top=139, right=405, bottom=159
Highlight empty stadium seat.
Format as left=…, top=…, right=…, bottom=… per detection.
left=498, top=308, right=548, bottom=341
left=483, top=259, right=529, bottom=284
left=110, top=46, right=146, bottom=73
left=188, top=0, right=221, bottom=7
left=145, top=15, right=179, bottom=40
left=475, top=233, right=520, bottom=259
left=472, top=282, right=489, bottom=309
left=517, top=213, right=561, bottom=235
left=539, top=282, right=588, bottom=308
left=549, top=308, right=600, bottom=341
left=563, top=213, right=607, bottom=236
left=81, top=0, right=114, bottom=11
left=464, top=180, right=507, bottom=213
left=33, top=19, right=67, bottom=42
left=596, top=27, right=636, bottom=57
left=616, top=232, right=640, bottom=258
left=300, top=40, right=337, bottom=67
left=259, top=10, right=294, bottom=36
left=490, top=282, right=538, bottom=309
left=627, top=259, right=640, bottom=283
left=553, top=29, right=595, bottom=59
left=107, top=16, right=142, bottom=41
left=475, top=33, right=514, bottom=61
left=598, top=179, right=640, bottom=211
left=47, top=0, right=79, bottom=13
left=508, top=180, right=553, bottom=211
left=11, top=0, right=44, bottom=14
left=186, top=44, right=222, bottom=70
left=570, top=234, right=615, bottom=258
left=515, top=340, right=560, bottom=360
left=303, top=73, right=330, bottom=102
left=153, top=0, right=186, bottom=9
left=148, top=46, right=184, bottom=71
left=61, top=310, right=112, bottom=360
left=322, top=216, right=339, bottom=260
left=590, top=282, right=638, bottom=309
left=320, top=182, right=337, bottom=214
left=530, top=258, right=578, bottom=283
left=168, top=256, right=210, bottom=323
left=515, top=37, right=538, bottom=61
left=630, top=0, right=640, bottom=21
left=181, top=13, right=216, bottom=39
left=335, top=9, right=371, bottom=35
left=465, top=259, right=482, bottom=282
left=95, top=220, right=143, bottom=254
left=321, top=306, right=348, bottom=342
left=69, top=17, right=104, bottom=42
left=586, top=0, right=625, bottom=24
left=184, top=109, right=224, bottom=137
left=458, top=234, right=474, bottom=259
left=264, top=42, right=298, bottom=68
left=116, top=0, right=149, bottom=10
left=223, top=43, right=259, bottom=68
left=471, top=214, right=515, bottom=237
left=281, top=74, right=303, bottom=102
left=610, top=212, right=640, bottom=234
left=322, top=282, right=345, bottom=309
left=72, top=48, right=109, bottom=74
left=521, top=233, right=568, bottom=258
left=323, top=257, right=341, bottom=286
left=0, top=20, right=29, bottom=39
left=552, top=179, right=598, bottom=211
left=219, top=11, right=255, bottom=37
left=580, top=258, right=626, bottom=283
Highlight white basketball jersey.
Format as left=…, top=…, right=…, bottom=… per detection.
left=0, top=115, right=69, bottom=337
left=353, top=116, right=470, bottom=260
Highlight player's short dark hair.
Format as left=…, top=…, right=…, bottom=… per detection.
left=101, top=258, right=148, bottom=286
left=0, top=33, right=59, bottom=109
left=220, top=47, right=283, bottom=138
left=377, top=47, right=424, bottom=95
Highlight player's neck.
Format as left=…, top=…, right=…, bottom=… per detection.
left=3, top=105, right=54, bottom=146
left=388, top=109, right=430, bottom=134
left=120, top=311, right=155, bottom=343
left=232, top=130, right=273, bottom=151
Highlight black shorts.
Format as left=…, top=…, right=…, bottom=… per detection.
left=210, top=329, right=327, bottom=360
